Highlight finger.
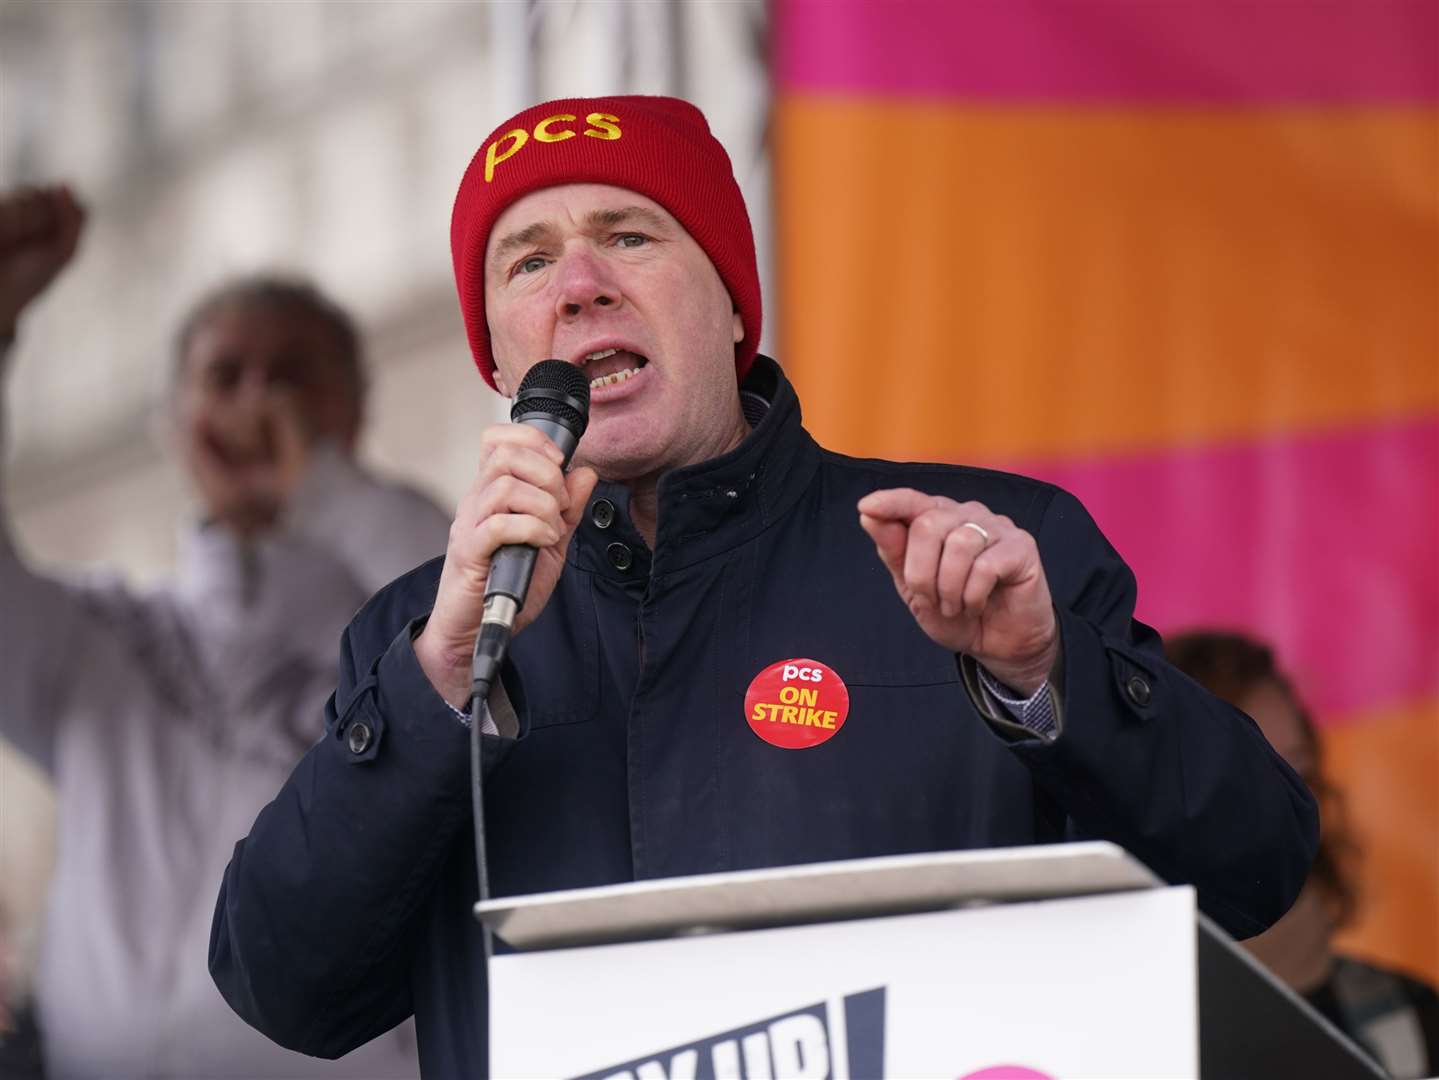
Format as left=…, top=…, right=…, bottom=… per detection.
left=936, top=526, right=986, bottom=618
left=962, top=533, right=1039, bottom=614
left=859, top=512, right=908, bottom=583
left=469, top=513, right=562, bottom=559
left=856, top=487, right=937, bottom=524
left=479, top=422, right=567, bottom=467
left=441, top=511, right=564, bottom=599
left=472, top=475, right=566, bottom=536
left=560, top=467, right=600, bottom=530
left=477, top=442, right=570, bottom=507
left=959, top=548, right=1004, bottom=617
left=902, top=509, right=951, bottom=608
left=933, top=500, right=1006, bottom=533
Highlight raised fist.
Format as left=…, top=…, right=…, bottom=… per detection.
left=0, top=184, right=85, bottom=337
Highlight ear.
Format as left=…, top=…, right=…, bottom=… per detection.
left=493, top=365, right=511, bottom=397
left=731, top=309, right=744, bottom=345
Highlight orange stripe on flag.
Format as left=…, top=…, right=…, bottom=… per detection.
left=776, top=96, right=1439, bottom=462
left=1327, top=698, right=1439, bottom=985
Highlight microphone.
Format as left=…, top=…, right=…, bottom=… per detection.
left=470, top=359, right=590, bottom=698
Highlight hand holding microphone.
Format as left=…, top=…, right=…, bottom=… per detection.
left=415, top=361, right=595, bottom=708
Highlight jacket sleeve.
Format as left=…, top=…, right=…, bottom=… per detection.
left=1001, top=485, right=1319, bottom=940
left=208, top=589, right=520, bottom=1058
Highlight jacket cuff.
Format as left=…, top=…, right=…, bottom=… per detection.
left=392, top=616, right=528, bottom=739
left=976, top=667, right=1060, bottom=739
left=435, top=667, right=522, bottom=739
left=958, top=613, right=1067, bottom=743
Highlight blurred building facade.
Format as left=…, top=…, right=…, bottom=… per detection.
left=0, top=0, right=770, bottom=1005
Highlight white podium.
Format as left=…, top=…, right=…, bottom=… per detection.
left=475, top=842, right=1383, bottom=1079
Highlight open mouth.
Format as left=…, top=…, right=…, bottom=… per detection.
left=582, top=347, right=649, bottom=389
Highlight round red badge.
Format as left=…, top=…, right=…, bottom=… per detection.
left=744, top=658, right=850, bottom=749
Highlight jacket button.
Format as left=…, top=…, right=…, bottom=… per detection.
left=606, top=541, right=633, bottom=571
left=1125, top=675, right=1152, bottom=707
left=591, top=498, right=616, bottom=529
left=347, top=720, right=373, bottom=754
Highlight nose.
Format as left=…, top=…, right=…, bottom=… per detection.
left=228, top=361, right=279, bottom=414
left=554, top=245, right=621, bottom=320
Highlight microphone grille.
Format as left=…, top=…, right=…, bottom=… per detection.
left=512, top=359, right=591, bottom=429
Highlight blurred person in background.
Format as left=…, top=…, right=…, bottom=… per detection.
left=1169, top=630, right=1439, bottom=1079
left=0, top=184, right=444, bottom=1078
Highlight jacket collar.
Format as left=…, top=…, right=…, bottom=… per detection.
left=567, top=355, right=821, bottom=581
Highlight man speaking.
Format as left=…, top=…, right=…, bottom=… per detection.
left=210, top=96, right=1317, bottom=1075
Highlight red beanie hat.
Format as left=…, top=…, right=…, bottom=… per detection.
left=450, top=95, right=762, bottom=391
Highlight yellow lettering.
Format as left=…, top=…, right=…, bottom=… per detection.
left=778, top=686, right=800, bottom=705
left=484, top=129, right=529, bottom=183
left=534, top=114, right=576, bottom=143
left=750, top=703, right=766, bottom=722
left=822, top=711, right=836, bottom=729
left=583, top=112, right=622, bottom=140
left=780, top=705, right=799, bottom=724
left=798, top=688, right=819, bottom=707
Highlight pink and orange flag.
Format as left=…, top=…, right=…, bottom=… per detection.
left=775, top=0, right=1437, bottom=979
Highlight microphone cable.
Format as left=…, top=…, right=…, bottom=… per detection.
left=468, top=358, right=591, bottom=961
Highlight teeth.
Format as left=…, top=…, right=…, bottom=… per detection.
left=590, top=366, right=642, bottom=389
left=583, top=347, right=619, bottom=364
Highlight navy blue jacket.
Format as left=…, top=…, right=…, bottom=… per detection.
left=210, top=358, right=1317, bottom=1076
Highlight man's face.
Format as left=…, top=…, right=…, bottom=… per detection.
left=175, top=300, right=360, bottom=464
left=172, top=301, right=361, bottom=533
left=484, top=184, right=746, bottom=481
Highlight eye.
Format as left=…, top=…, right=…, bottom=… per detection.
left=615, top=233, right=648, bottom=249
left=267, top=357, right=308, bottom=389
left=206, top=358, right=243, bottom=393
left=514, top=255, right=549, bottom=276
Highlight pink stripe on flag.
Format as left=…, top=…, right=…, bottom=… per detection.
left=777, top=0, right=1438, bottom=104
left=1003, top=417, right=1439, bottom=723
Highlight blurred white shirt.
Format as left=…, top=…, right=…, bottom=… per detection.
left=0, top=352, right=447, bottom=1079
